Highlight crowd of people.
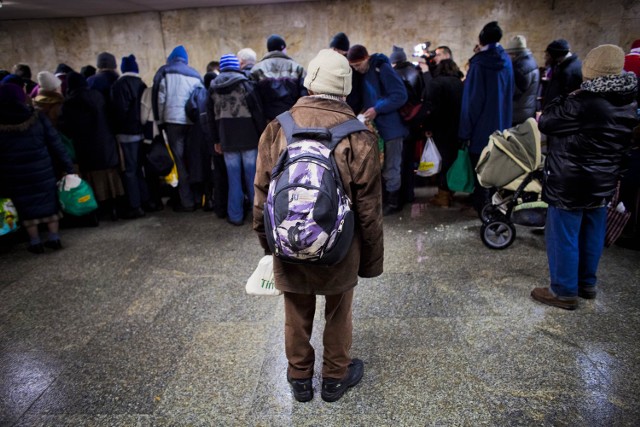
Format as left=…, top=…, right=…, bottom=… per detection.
left=1, top=19, right=639, bottom=403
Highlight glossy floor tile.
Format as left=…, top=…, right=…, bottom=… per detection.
left=1, top=187, right=639, bottom=426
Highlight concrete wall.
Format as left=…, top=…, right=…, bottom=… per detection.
left=1, top=0, right=639, bottom=84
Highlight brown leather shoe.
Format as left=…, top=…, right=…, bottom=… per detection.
left=428, top=190, right=452, bottom=208
left=531, top=287, right=578, bottom=310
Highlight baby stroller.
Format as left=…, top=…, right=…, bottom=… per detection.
left=475, top=118, right=547, bottom=249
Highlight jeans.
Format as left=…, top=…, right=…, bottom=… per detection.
left=120, top=140, right=149, bottom=209
left=383, top=137, right=403, bottom=192
left=545, top=205, right=607, bottom=297
left=165, top=124, right=195, bottom=208
left=223, top=149, right=257, bottom=223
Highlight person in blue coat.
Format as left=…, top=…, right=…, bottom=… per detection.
left=0, top=83, right=74, bottom=253
left=347, top=45, right=408, bottom=215
left=458, top=21, right=514, bottom=213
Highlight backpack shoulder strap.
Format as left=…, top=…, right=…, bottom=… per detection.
left=275, top=111, right=296, bottom=145
left=328, top=118, right=369, bottom=150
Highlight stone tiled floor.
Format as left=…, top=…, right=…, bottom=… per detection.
left=1, top=187, right=639, bottom=426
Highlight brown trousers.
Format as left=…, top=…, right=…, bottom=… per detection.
left=284, top=289, right=354, bottom=380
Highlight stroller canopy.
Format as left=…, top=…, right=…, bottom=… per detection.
left=475, top=118, right=542, bottom=189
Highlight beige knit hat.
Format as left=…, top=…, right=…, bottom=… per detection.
left=505, top=35, right=527, bottom=53
left=304, top=49, right=352, bottom=97
left=37, top=71, right=61, bottom=91
left=582, top=44, right=625, bottom=80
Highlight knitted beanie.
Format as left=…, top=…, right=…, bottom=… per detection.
left=168, top=45, right=189, bottom=63
left=37, top=71, right=61, bottom=91
left=96, top=52, right=117, bottom=69
left=219, top=54, right=241, bottom=71
left=66, top=71, right=88, bottom=92
left=267, top=34, right=286, bottom=52
left=389, top=45, right=407, bottom=63
left=505, top=35, right=527, bottom=53
left=304, top=49, right=352, bottom=97
left=121, top=54, right=139, bottom=74
left=329, top=32, right=350, bottom=52
left=347, top=44, right=369, bottom=62
left=546, top=39, right=570, bottom=58
left=479, top=21, right=502, bottom=45
left=582, top=44, right=625, bottom=80
left=55, top=63, right=73, bottom=76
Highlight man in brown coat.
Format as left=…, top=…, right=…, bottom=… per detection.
left=253, top=49, right=384, bottom=403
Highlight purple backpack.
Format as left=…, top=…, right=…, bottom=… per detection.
left=264, top=111, right=368, bottom=265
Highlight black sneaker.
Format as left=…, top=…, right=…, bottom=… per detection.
left=27, top=243, right=45, bottom=254
left=321, top=358, right=364, bottom=402
left=287, top=376, right=313, bottom=402
left=44, top=239, right=63, bottom=250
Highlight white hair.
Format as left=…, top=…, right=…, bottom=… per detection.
left=237, top=48, right=257, bottom=65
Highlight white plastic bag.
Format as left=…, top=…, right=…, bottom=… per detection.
left=416, top=137, right=441, bottom=177
left=245, top=255, right=281, bottom=296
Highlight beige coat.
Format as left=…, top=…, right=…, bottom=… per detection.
left=253, top=96, right=384, bottom=295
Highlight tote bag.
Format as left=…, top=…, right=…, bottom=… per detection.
left=446, top=147, right=475, bottom=193
left=416, top=137, right=441, bottom=177
left=245, top=255, right=281, bottom=296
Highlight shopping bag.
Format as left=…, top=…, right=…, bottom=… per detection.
left=446, top=147, right=475, bottom=193
left=0, top=198, right=19, bottom=236
left=245, top=255, right=281, bottom=296
left=162, top=131, right=179, bottom=188
left=57, top=174, right=98, bottom=216
left=416, top=137, right=441, bottom=177
left=146, top=133, right=174, bottom=176
left=605, top=182, right=631, bottom=247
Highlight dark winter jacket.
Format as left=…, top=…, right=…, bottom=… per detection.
left=359, top=53, right=408, bottom=141
left=543, top=54, right=582, bottom=108
left=185, top=86, right=214, bottom=185
left=60, top=87, right=119, bottom=171
left=424, top=74, right=464, bottom=163
left=250, top=51, right=307, bottom=121
left=511, top=49, right=540, bottom=125
left=87, top=70, right=119, bottom=102
left=0, top=110, right=73, bottom=220
left=393, top=61, right=425, bottom=105
left=459, top=44, right=514, bottom=154
left=110, top=73, right=147, bottom=137
left=208, top=70, right=266, bottom=152
left=539, top=72, right=638, bottom=209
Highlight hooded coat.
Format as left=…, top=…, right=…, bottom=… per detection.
left=459, top=44, right=514, bottom=154
left=359, top=53, right=408, bottom=142
left=253, top=96, right=384, bottom=295
left=152, top=52, right=203, bottom=125
left=0, top=109, right=73, bottom=220
left=539, top=73, right=639, bottom=209
left=207, top=70, right=266, bottom=152
left=510, top=49, right=540, bottom=125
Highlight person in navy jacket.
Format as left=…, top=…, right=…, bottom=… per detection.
left=347, top=45, right=408, bottom=215
left=458, top=21, right=514, bottom=213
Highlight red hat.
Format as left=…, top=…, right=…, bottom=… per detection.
left=631, top=39, right=640, bottom=50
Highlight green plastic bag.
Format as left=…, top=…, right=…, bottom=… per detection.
left=446, top=147, right=475, bottom=193
left=58, top=175, right=98, bottom=216
left=0, top=198, right=20, bottom=236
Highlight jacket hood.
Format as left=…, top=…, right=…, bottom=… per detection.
left=369, top=53, right=391, bottom=69
left=512, top=50, right=538, bottom=75
left=471, top=44, right=509, bottom=71
left=0, top=109, right=37, bottom=130
left=581, top=72, right=638, bottom=104
left=210, top=70, right=248, bottom=91
left=262, top=51, right=292, bottom=61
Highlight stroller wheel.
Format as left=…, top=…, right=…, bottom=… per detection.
left=481, top=219, right=516, bottom=249
left=480, top=204, right=501, bottom=223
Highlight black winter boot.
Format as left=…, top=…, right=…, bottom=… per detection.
left=383, top=191, right=401, bottom=216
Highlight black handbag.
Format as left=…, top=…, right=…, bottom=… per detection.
left=145, top=133, right=174, bottom=176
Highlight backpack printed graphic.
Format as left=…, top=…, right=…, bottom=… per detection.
left=264, top=111, right=368, bottom=265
